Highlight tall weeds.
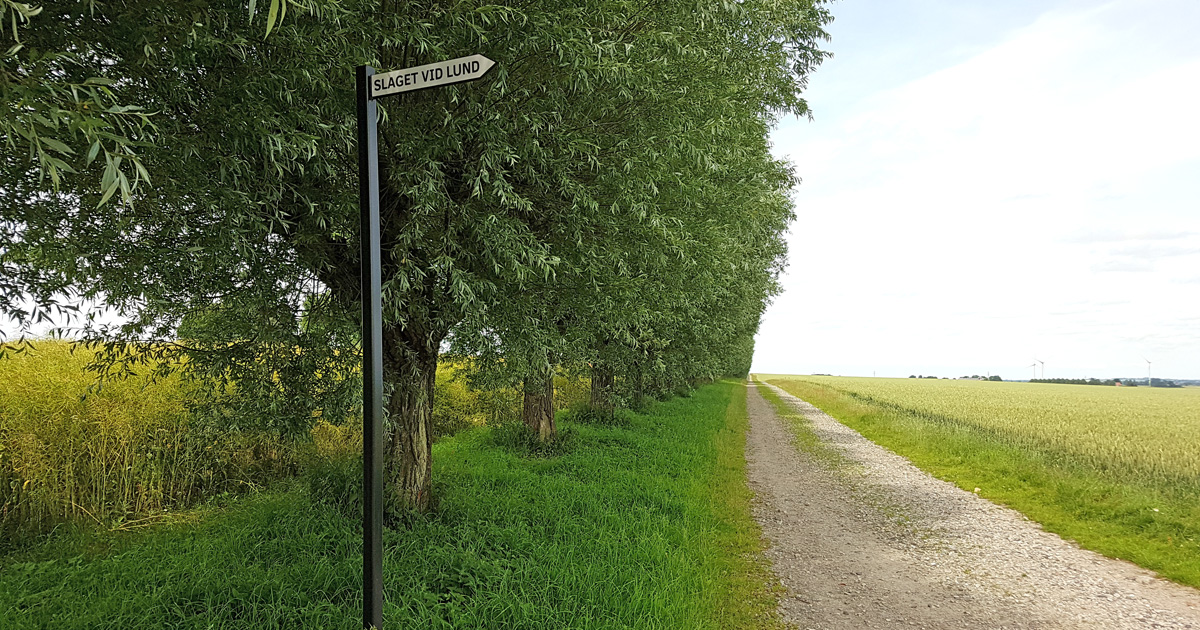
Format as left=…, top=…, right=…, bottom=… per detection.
left=0, top=341, right=293, bottom=548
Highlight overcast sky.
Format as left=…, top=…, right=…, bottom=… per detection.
left=753, top=0, right=1200, bottom=380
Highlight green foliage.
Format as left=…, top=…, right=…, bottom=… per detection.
left=173, top=299, right=363, bottom=437
left=0, top=0, right=155, bottom=205
left=1, top=0, right=831, bottom=510
left=0, top=382, right=787, bottom=630
left=0, top=341, right=598, bottom=547
left=553, top=371, right=591, bottom=411
left=1029, top=377, right=1179, bottom=387
left=432, top=361, right=521, bottom=438
left=299, top=416, right=362, bottom=520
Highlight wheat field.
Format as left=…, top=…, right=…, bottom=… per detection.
left=761, top=375, right=1200, bottom=489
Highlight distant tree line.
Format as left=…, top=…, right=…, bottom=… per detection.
left=907, top=375, right=1001, bottom=380
left=1031, top=378, right=1121, bottom=386
left=1030, top=378, right=1181, bottom=388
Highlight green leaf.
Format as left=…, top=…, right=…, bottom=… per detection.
left=264, top=0, right=280, bottom=37
left=97, top=178, right=119, bottom=208
left=118, top=171, right=131, bottom=202
left=40, top=136, right=75, bottom=155
left=100, top=158, right=117, bottom=191
left=46, top=156, right=76, bottom=173
left=133, top=158, right=151, bottom=185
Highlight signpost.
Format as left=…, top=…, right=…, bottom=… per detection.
left=370, top=55, right=495, bottom=98
left=355, top=54, right=495, bottom=630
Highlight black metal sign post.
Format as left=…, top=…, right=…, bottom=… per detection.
left=355, top=64, right=385, bottom=630
left=355, top=54, right=495, bottom=630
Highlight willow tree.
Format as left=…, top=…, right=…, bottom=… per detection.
left=2, top=0, right=830, bottom=511
left=453, top=0, right=829, bottom=425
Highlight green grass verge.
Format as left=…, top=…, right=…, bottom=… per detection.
left=0, top=381, right=784, bottom=630
left=762, top=377, right=1200, bottom=589
left=753, top=382, right=850, bottom=471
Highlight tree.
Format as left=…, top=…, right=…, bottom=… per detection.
left=2, top=0, right=831, bottom=512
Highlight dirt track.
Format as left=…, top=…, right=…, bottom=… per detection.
left=745, top=380, right=1200, bottom=629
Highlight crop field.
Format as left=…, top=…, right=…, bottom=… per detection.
left=760, top=375, right=1200, bottom=587
left=765, top=376, right=1200, bottom=488
left=0, top=342, right=584, bottom=548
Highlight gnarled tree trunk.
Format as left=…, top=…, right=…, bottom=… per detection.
left=522, top=368, right=556, bottom=442
left=590, top=362, right=615, bottom=420
left=631, top=360, right=646, bottom=411
left=381, top=325, right=440, bottom=513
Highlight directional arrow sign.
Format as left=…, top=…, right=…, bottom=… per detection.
left=370, top=54, right=495, bottom=99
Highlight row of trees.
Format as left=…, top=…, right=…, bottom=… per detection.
left=1, top=1, right=831, bottom=512
left=1030, top=378, right=1121, bottom=386
left=1030, top=378, right=1181, bottom=388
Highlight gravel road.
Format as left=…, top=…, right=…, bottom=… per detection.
left=746, top=380, right=1200, bottom=629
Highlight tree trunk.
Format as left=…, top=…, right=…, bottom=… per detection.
left=522, top=369, right=556, bottom=442
left=590, top=363, right=615, bottom=420
left=381, top=325, right=439, bottom=513
left=652, top=372, right=668, bottom=400
left=631, top=361, right=645, bottom=411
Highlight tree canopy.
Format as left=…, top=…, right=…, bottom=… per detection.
left=1, top=0, right=831, bottom=512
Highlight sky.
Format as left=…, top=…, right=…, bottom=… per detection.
left=752, top=0, right=1200, bottom=381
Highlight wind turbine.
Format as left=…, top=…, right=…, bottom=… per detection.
left=1036, top=359, right=1045, bottom=380
left=1029, top=363, right=1038, bottom=380
left=1144, top=357, right=1152, bottom=388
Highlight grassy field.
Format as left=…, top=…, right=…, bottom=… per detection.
left=759, top=375, right=1200, bottom=588
left=1, top=381, right=784, bottom=629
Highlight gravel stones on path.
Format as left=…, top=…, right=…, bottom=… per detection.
left=745, top=381, right=1200, bottom=630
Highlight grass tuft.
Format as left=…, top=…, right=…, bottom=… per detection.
left=566, top=402, right=634, bottom=427
left=489, top=420, right=578, bottom=457
left=755, top=381, right=853, bottom=471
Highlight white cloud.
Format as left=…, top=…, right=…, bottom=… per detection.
left=1061, top=228, right=1196, bottom=244
left=756, top=0, right=1200, bottom=379
left=1090, top=260, right=1154, bottom=273
left=1106, top=243, right=1200, bottom=259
